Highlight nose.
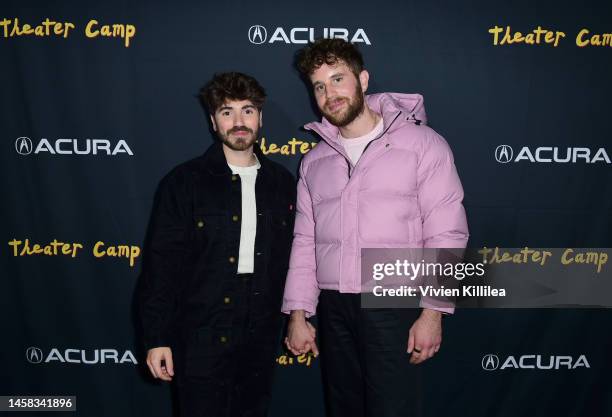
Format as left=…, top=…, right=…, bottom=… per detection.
left=325, top=83, right=335, bottom=99
left=233, top=112, right=244, bottom=126
left=325, top=82, right=341, bottom=101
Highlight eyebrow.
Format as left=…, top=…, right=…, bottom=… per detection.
left=217, top=104, right=257, bottom=113
left=312, top=72, right=346, bottom=87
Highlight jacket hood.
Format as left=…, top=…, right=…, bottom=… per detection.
left=304, top=92, right=428, bottom=144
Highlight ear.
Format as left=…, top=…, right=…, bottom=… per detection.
left=359, top=70, right=370, bottom=93
left=210, top=114, right=217, bottom=131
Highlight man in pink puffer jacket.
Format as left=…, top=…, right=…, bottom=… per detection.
left=283, top=39, right=469, bottom=417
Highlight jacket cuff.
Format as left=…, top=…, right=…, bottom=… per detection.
left=419, top=298, right=455, bottom=315
left=281, top=301, right=317, bottom=318
left=143, top=335, right=171, bottom=351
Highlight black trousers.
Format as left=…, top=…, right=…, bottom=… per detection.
left=175, top=273, right=280, bottom=417
left=317, top=290, right=424, bottom=417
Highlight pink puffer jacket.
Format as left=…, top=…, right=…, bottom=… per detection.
left=281, top=92, right=469, bottom=316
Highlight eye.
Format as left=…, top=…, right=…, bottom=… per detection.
left=333, top=76, right=343, bottom=83
left=314, top=84, right=324, bottom=93
left=245, top=108, right=254, bottom=115
left=221, top=111, right=230, bottom=116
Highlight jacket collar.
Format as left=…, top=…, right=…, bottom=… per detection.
left=304, top=92, right=427, bottom=147
left=200, top=140, right=271, bottom=177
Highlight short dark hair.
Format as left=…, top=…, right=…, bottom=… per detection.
left=296, top=38, right=364, bottom=77
left=199, top=72, right=266, bottom=113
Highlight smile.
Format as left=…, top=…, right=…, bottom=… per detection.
left=327, top=99, right=346, bottom=112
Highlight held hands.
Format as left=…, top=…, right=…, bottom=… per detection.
left=285, top=310, right=319, bottom=357
left=146, top=347, right=174, bottom=381
left=407, top=309, right=443, bottom=364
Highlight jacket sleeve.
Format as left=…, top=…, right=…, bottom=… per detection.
left=417, top=129, right=469, bottom=314
left=137, top=170, right=191, bottom=350
left=281, top=160, right=320, bottom=318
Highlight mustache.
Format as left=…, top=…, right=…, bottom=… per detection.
left=326, top=97, right=347, bottom=107
left=227, top=126, right=253, bottom=134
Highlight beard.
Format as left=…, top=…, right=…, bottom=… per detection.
left=218, top=126, right=258, bottom=151
left=321, top=83, right=365, bottom=127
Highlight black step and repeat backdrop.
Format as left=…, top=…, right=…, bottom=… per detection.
left=2, top=0, right=612, bottom=416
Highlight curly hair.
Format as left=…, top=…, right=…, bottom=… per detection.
left=296, top=38, right=364, bottom=77
left=199, top=72, right=266, bottom=113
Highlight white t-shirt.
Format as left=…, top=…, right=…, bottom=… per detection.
left=227, top=155, right=261, bottom=274
left=339, top=117, right=384, bottom=165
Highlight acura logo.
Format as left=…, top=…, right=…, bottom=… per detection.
left=248, top=25, right=267, bottom=44
left=481, top=353, right=589, bottom=370
left=26, top=346, right=43, bottom=364
left=13, top=137, right=134, bottom=156
left=496, top=145, right=609, bottom=164
left=248, top=26, right=371, bottom=45
left=23, top=347, right=138, bottom=365
left=15, top=136, right=33, bottom=155
left=495, top=145, right=513, bottom=163
left=482, top=354, right=499, bottom=370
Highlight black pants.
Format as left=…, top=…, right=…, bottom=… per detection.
left=175, top=274, right=280, bottom=417
left=317, top=290, right=424, bottom=417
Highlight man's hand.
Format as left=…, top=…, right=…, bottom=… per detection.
left=285, top=310, right=319, bottom=357
left=146, top=347, right=174, bottom=381
left=407, top=309, right=442, bottom=364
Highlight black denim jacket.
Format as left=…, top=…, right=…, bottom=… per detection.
left=137, top=141, right=296, bottom=350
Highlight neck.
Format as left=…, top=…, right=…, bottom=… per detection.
left=338, top=105, right=380, bottom=139
left=223, top=144, right=257, bottom=167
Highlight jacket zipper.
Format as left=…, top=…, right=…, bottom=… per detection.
left=347, top=111, right=402, bottom=178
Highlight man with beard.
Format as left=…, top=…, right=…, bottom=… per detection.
left=282, top=39, right=469, bottom=417
left=137, top=72, right=296, bottom=417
